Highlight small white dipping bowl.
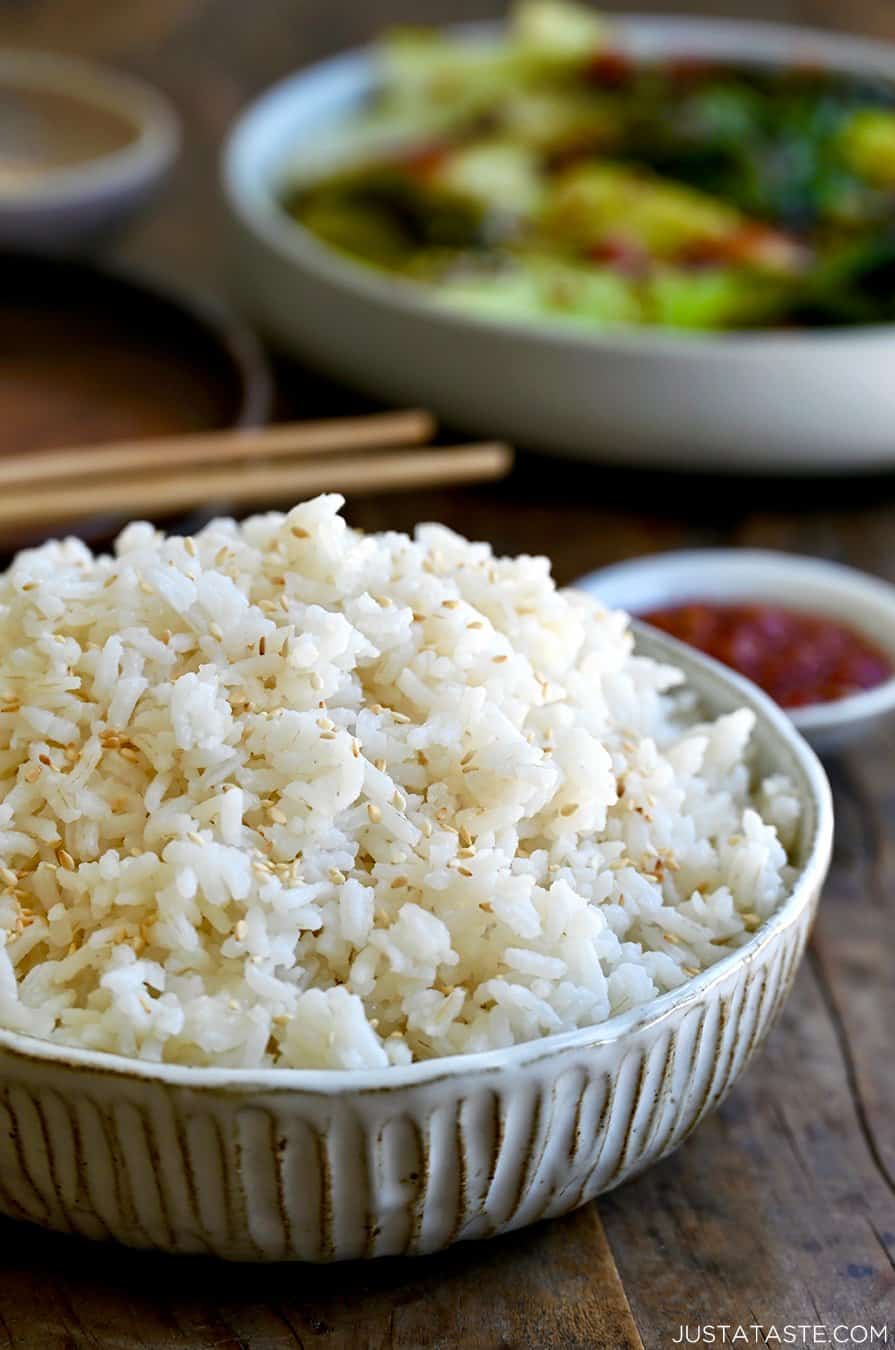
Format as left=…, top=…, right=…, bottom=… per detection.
left=0, top=628, right=832, bottom=1261
left=0, top=51, right=179, bottom=249
left=576, top=550, right=895, bottom=753
left=224, top=18, right=895, bottom=474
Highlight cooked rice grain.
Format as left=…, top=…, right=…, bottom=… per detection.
left=0, top=496, right=799, bottom=1068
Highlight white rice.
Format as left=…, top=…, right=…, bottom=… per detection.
left=0, top=495, right=800, bottom=1069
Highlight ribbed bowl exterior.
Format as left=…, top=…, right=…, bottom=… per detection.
left=0, top=628, right=832, bottom=1260
left=0, top=892, right=816, bottom=1261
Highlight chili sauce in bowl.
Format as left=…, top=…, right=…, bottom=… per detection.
left=574, top=550, right=895, bottom=752
left=641, top=602, right=892, bottom=709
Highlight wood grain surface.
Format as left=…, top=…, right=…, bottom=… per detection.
left=0, top=1, right=894, bottom=1346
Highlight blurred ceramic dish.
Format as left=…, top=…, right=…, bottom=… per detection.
left=224, top=17, right=895, bottom=474
left=0, top=51, right=179, bottom=249
left=0, top=251, right=271, bottom=549
left=0, top=627, right=832, bottom=1261
left=576, top=550, right=895, bottom=753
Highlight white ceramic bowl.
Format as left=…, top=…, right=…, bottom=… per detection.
left=224, top=18, right=895, bottom=475
left=0, top=51, right=179, bottom=249
left=576, top=550, right=895, bottom=753
left=0, top=628, right=832, bottom=1261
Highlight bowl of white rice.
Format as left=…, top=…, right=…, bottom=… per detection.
left=0, top=495, right=832, bottom=1260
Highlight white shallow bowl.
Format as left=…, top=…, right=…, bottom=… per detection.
left=0, top=629, right=832, bottom=1262
left=577, top=550, right=895, bottom=753
left=0, top=51, right=179, bottom=249
left=224, top=18, right=895, bottom=474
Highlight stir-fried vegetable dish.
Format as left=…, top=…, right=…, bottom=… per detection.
left=285, top=1, right=895, bottom=331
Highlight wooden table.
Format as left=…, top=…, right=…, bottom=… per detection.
left=1, top=2, right=894, bottom=1345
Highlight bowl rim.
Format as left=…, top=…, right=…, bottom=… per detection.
left=0, top=48, right=180, bottom=207
left=223, top=13, right=895, bottom=353
left=575, top=548, right=895, bottom=736
left=0, top=623, right=833, bottom=1095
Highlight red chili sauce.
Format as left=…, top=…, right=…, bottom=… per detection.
left=641, top=601, right=893, bottom=708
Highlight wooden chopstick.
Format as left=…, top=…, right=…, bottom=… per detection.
left=0, top=443, right=513, bottom=528
left=0, top=409, right=436, bottom=489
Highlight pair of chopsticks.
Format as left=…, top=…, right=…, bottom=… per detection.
left=0, top=411, right=513, bottom=528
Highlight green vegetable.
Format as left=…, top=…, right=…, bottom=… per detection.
left=285, top=0, right=895, bottom=331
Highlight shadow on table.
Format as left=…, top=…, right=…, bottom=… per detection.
left=0, top=1203, right=639, bottom=1348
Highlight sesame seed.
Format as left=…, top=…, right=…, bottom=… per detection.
left=560, top=803, right=579, bottom=817
left=258, top=636, right=266, bottom=656
left=24, top=764, right=41, bottom=783
left=184, top=538, right=197, bottom=557
left=367, top=803, right=382, bottom=823
left=390, top=876, right=407, bottom=889
left=374, top=758, right=387, bottom=773
left=56, top=848, right=75, bottom=871
left=329, top=868, right=346, bottom=885
left=492, top=654, right=508, bottom=664
left=458, top=826, right=472, bottom=848
left=103, top=575, right=116, bottom=589
left=38, top=754, right=51, bottom=767
left=119, top=746, right=141, bottom=763
left=457, top=866, right=473, bottom=878
left=460, top=750, right=475, bottom=766
left=442, top=599, right=459, bottom=609
left=187, top=831, right=204, bottom=846
left=291, top=525, right=309, bottom=539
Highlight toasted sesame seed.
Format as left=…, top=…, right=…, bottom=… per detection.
left=492, top=654, right=508, bottom=664
left=442, top=599, right=459, bottom=609
left=38, top=753, right=51, bottom=767
left=457, top=866, right=473, bottom=878
left=367, top=803, right=382, bottom=824
left=258, top=636, right=266, bottom=657
left=56, top=848, right=75, bottom=871
left=560, top=802, right=579, bottom=817
left=459, top=750, right=475, bottom=766
left=291, top=525, right=309, bottom=539
left=390, top=876, right=407, bottom=889
left=479, top=901, right=493, bottom=913
left=329, top=868, right=346, bottom=885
